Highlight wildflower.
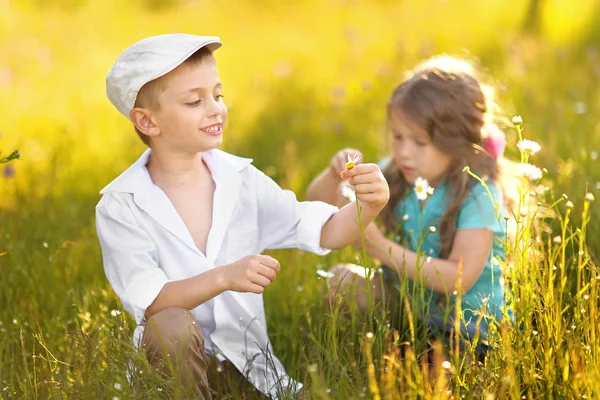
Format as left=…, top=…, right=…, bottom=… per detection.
left=512, top=115, right=523, bottom=125
left=553, top=236, right=562, bottom=244
left=341, top=183, right=356, bottom=202
left=441, top=360, right=452, bottom=369
left=574, top=102, right=587, bottom=114
left=585, top=193, right=595, bottom=203
left=402, top=214, right=409, bottom=221
left=517, top=139, right=541, bottom=156
left=110, top=310, right=122, bottom=317
left=345, top=153, right=361, bottom=170
left=566, top=201, right=574, bottom=210
left=114, top=383, right=122, bottom=391
left=518, top=163, right=543, bottom=181
left=414, top=177, right=433, bottom=201
left=429, top=226, right=436, bottom=233
left=3, top=165, right=14, bottom=178
left=316, top=269, right=335, bottom=279
left=591, top=151, right=598, bottom=161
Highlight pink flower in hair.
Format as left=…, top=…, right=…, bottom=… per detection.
left=484, top=124, right=506, bottom=159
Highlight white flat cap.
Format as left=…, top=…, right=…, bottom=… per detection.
left=106, top=33, right=222, bottom=119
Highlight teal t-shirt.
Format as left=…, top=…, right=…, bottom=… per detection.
left=380, top=160, right=512, bottom=327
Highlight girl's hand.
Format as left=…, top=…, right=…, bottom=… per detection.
left=340, top=163, right=390, bottom=213
left=329, top=148, right=363, bottom=180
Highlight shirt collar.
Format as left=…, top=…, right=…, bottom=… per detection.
left=99, top=148, right=253, bottom=195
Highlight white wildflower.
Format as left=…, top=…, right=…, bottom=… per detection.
left=591, top=151, right=598, bottom=161
left=114, top=383, right=122, bottom=391
left=345, top=153, right=361, bottom=170
left=316, top=269, right=335, bottom=279
left=512, top=115, right=523, bottom=125
left=517, top=139, right=541, bottom=156
left=341, top=183, right=356, bottom=202
left=110, top=310, right=121, bottom=317
left=574, top=102, right=587, bottom=114
left=518, top=163, right=543, bottom=181
left=414, top=177, right=432, bottom=201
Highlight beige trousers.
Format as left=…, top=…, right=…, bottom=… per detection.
left=141, top=307, right=309, bottom=399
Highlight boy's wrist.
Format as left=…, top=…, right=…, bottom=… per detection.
left=214, top=265, right=230, bottom=293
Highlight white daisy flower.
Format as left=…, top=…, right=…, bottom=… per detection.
left=316, top=269, right=335, bottom=279
left=341, top=183, right=356, bottom=202
left=512, top=115, right=523, bottom=125
left=414, top=177, right=432, bottom=201
left=345, top=153, right=362, bottom=170
left=517, top=139, right=541, bottom=156
left=518, top=163, right=543, bottom=181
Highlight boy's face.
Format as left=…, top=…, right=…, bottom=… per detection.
left=147, top=57, right=227, bottom=153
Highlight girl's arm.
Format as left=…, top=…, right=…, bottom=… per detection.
left=305, top=167, right=346, bottom=206
left=305, top=148, right=363, bottom=206
left=362, top=224, right=494, bottom=294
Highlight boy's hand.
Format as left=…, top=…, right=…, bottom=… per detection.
left=221, top=255, right=281, bottom=294
left=340, top=164, right=389, bottom=211
left=328, top=148, right=363, bottom=180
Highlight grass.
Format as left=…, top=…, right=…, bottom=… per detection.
left=1, top=0, right=600, bottom=398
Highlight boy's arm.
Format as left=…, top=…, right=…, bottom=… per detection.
left=319, top=163, right=389, bottom=249
left=145, top=254, right=279, bottom=320
left=97, top=196, right=280, bottom=322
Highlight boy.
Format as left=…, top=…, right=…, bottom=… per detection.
left=97, top=33, right=389, bottom=399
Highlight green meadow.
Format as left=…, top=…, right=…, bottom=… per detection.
left=1, top=0, right=599, bottom=398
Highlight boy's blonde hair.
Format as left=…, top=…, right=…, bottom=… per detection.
left=133, top=47, right=215, bottom=146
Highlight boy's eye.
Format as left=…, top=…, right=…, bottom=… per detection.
left=416, top=141, right=427, bottom=147
left=215, top=94, right=224, bottom=101
left=185, top=99, right=202, bottom=106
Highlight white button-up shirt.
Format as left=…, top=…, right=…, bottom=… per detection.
left=95, top=148, right=338, bottom=398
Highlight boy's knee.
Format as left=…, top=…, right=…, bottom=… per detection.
left=142, top=307, right=204, bottom=357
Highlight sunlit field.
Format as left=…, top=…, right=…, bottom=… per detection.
left=1, top=0, right=599, bottom=398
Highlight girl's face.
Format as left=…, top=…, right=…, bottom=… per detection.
left=389, top=110, right=452, bottom=187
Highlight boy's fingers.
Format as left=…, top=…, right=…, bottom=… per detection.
left=259, top=255, right=281, bottom=272
left=341, top=163, right=377, bottom=179
left=352, top=183, right=379, bottom=194
left=252, top=274, right=272, bottom=288
left=348, top=173, right=380, bottom=185
left=258, top=265, right=277, bottom=282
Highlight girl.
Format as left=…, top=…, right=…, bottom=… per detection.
left=306, top=55, right=513, bottom=355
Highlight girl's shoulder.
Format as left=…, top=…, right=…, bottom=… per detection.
left=457, top=179, right=506, bottom=232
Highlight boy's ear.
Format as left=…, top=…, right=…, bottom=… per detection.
left=130, top=107, right=160, bottom=138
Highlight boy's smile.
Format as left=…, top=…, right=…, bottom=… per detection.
left=148, top=56, right=228, bottom=154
